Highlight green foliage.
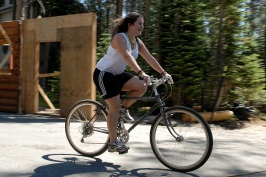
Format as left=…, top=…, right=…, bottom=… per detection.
left=46, top=75, right=60, bottom=108
left=223, top=0, right=266, bottom=108
left=229, top=53, right=265, bottom=103
left=42, top=0, right=86, bottom=16
left=97, top=33, right=111, bottom=61
left=255, top=0, right=266, bottom=91
left=158, top=0, right=209, bottom=106
left=201, top=0, right=245, bottom=110
left=84, top=0, right=117, bottom=41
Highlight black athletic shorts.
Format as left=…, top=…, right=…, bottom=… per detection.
left=93, top=68, right=134, bottom=100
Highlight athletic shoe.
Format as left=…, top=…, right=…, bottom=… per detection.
left=119, top=108, right=135, bottom=123
left=108, top=139, right=129, bottom=154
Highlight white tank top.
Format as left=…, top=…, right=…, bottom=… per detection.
left=96, top=33, right=139, bottom=75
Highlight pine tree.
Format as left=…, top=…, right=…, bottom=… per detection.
left=158, top=0, right=209, bottom=107
left=228, top=0, right=266, bottom=105
left=43, top=0, right=86, bottom=16
left=201, top=0, right=245, bottom=111
left=255, top=0, right=266, bottom=90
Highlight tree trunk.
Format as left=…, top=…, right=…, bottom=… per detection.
left=116, top=0, right=122, bottom=16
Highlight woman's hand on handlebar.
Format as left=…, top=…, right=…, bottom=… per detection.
left=139, top=72, right=151, bottom=85
left=162, top=72, right=174, bottom=84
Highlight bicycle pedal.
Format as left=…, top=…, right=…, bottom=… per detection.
left=119, top=150, right=128, bottom=155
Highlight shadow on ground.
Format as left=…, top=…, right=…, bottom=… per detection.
left=0, top=112, right=64, bottom=124
left=211, top=116, right=266, bottom=130
left=21, top=154, right=198, bottom=177
left=211, top=120, right=247, bottom=130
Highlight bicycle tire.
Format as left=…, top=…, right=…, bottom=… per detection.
left=65, top=100, right=109, bottom=157
left=150, top=106, right=213, bottom=172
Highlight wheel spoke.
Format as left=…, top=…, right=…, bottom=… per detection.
left=150, top=106, right=213, bottom=172
left=65, top=100, right=109, bottom=157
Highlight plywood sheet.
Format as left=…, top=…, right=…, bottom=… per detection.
left=59, top=26, right=96, bottom=116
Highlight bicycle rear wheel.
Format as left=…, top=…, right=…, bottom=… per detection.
left=150, top=106, right=213, bottom=172
left=65, top=100, right=109, bottom=157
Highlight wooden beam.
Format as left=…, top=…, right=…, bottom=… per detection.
left=38, top=72, right=60, bottom=78
left=0, top=91, right=18, bottom=99
left=38, top=84, right=56, bottom=110
left=0, top=105, right=17, bottom=112
left=0, top=69, right=12, bottom=75
left=0, top=98, right=17, bottom=106
left=0, top=82, right=18, bottom=91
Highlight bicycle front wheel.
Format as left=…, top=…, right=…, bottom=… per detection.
left=150, top=106, right=213, bottom=172
left=65, top=100, right=109, bottom=157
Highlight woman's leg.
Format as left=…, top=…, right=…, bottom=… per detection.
left=105, top=95, right=130, bottom=153
left=105, top=95, right=121, bottom=142
left=121, top=76, right=148, bottom=108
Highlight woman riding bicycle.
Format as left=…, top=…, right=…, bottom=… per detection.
left=93, top=12, right=174, bottom=154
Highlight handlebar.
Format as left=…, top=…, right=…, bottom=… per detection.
left=150, top=76, right=171, bottom=88
left=136, top=75, right=172, bottom=101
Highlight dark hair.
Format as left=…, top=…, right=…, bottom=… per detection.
left=111, top=12, right=143, bottom=39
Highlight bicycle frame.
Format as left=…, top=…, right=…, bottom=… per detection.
left=118, top=79, right=180, bottom=140
left=123, top=96, right=160, bottom=133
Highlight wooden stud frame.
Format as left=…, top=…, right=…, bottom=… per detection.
left=21, top=13, right=97, bottom=117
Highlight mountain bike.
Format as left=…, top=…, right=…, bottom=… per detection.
left=65, top=76, right=213, bottom=172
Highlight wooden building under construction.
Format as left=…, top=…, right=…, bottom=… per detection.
left=0, top=13, right=97, bottom=117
